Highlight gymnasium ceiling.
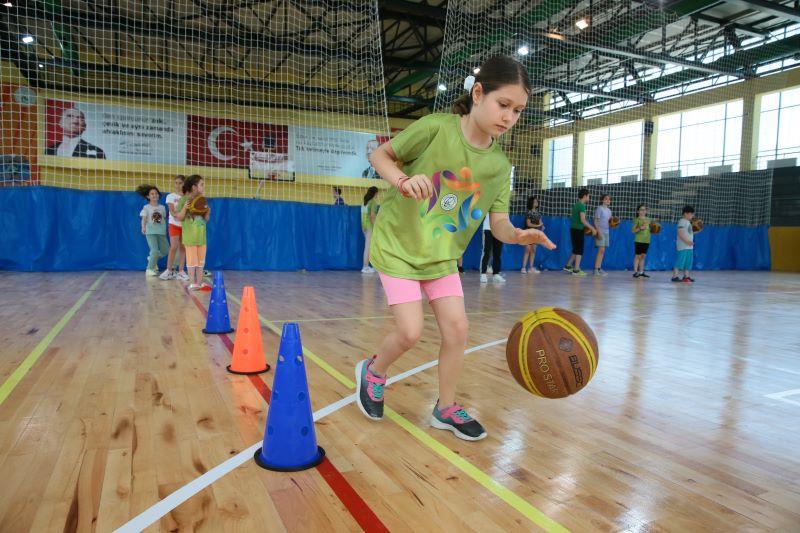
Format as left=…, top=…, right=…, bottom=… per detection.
left=1, top=0, right=799, bottom=121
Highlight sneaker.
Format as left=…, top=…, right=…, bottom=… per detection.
left=199, top=282, right=212, bottom=292
left=492, top=274, right=506, bottom=283
left=355, top=357, right=386, bottom=420
left=594, top=269, right=608, bottom=277
left=640, top=272, right=650, bottom=278
left=431, top=403, right=487, bottom=441
left=176, top=271, right=190, bottom=281
left=360, top=266, right=375, bottom=274
left=146, top=269, right=158, bottom=277
left=683, top=276, right=695, bottom=283
left=671, top=276, right=682, bottom=283
left=562, top=265, right=573, bottom=273
left=159, top=270, right=175, bottom=280
left=571, top=269, right=587, bottom=277
left=480, top=273, right=488, bottom=283
left=520, top=268, right=527, bottom=274
left=532, top=268, right=541, bottom=274
left=188, top=283, right=201, bottom=291
left=633, top=272, right=641, bottom=278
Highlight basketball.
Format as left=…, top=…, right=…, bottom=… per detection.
left=584, top=226, right=593, bottom=235
left=649, top=222, right=661, bottom=234
left=188, top=195, right=210, bottom=216
left=609, top=216, right=620, bottom=228
left=692, top=218, right=704, bottom=233
left=506, top=308, right=599, bottom=399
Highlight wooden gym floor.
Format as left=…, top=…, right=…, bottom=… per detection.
left=1, top=269, right=799, bottom=532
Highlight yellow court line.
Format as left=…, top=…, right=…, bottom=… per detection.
left=0, top=273, right=106, bottom=406
left=269, top=308, right=534, bottom=324
left=227, top=291, right=569, bottom=532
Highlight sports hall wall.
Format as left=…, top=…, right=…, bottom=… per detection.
left=1, top=61, right=797, bottom=272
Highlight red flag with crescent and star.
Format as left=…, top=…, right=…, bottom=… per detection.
left=187, top=116, right=289, bottom=168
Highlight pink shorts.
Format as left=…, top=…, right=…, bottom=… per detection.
left=378, top=271, right=463, bottom=306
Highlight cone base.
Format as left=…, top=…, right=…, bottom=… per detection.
left=203, top=328, right=235, bottom=334
left=226, top=364, right=270, bottom=375
left=253, top=446, right=325, bottom=472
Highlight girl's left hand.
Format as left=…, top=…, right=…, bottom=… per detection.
left=514, top=228, right=556, bottom=249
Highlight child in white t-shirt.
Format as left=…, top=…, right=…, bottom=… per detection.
left=160, top=175, right=188, bottom=281
left=136, top=184, right=168, bottom=276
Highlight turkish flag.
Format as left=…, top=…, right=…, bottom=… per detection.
left=187, top=116, right=288, bottom=168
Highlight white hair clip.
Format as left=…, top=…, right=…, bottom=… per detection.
left=464, top=75, right=476, bottom=92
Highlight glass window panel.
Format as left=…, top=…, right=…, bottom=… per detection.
left=777, top=106, right=800, bottom=150
left=659, top=113, right=681, bottom=130
left=761, top=92, right=780, bottom=112
left=758, top=110, right=779, bottom=154
left=781, top=86, right=800, bottom=108
left=726, top=100, right=743, bottom=118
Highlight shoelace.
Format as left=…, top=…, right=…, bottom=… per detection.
left=370, top=381, right=384, bottom=400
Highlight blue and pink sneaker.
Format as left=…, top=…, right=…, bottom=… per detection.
left=431, top=402, right=487, bottom=441
left=355, top=356, right=386, bottom=420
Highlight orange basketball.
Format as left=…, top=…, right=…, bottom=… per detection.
left=609, top=216, right=620, bottom=228
left=649, top=222, right=661, bottom=234
left=583, top=226, right=593, bottom=235
left=188, top=195, right=209, bottom=216
left=692, top=219, right=704, bottom=233
left=506, top=308, right=599, bottom=399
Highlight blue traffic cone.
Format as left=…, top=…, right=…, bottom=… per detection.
left=254, top=323, right=325, bottom=471
left=202, top=271, right=234, bottom=334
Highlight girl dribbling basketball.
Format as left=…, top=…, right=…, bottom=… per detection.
left=355, top=56, right=555, bottom=441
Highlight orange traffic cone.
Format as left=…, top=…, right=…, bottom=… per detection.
left=227, top=286, right=270, bottom=375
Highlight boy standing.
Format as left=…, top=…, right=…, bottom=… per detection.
left=672, top=205, right=695, bottom=283
left=564, top=188, right=596, bottom=277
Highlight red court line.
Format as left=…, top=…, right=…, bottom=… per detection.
left=185, top=288, right=390, bottom=533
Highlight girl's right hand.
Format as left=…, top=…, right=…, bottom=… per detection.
left=401, top=174, right=433, bottom=200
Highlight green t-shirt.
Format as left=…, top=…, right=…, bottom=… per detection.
left=370, top=113, right=511, bottom=280
left=634, top=216, right=651, bottom=243
left=361, top=199, right=379, bottom=232
left=177, top=196, right=207, bottom=246
left=570, top=202, right=587, bottom=230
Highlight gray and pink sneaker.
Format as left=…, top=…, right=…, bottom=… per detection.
left=431, top=402, right=487, bottom=441
left=355, top=356, right=386, bottom=420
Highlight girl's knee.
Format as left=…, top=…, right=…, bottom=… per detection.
left=443, top=316, right=468, bottom=345
left=397, top=322, right=423, bottom=349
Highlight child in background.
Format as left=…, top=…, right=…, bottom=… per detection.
left=176, top=175, right=211, bottom=290
left=521, top=195, right=543, bottom=273
left=563, top=188, right=596, bottom=276
left=672, top=205, right=696, bottom=283
left=160, top=175, right=189, bottom=281
left=632, top=204, right=651, bottom=278
left=593, top=194, right=612, bottom=276
left=137, top=184, right=169, bottom=277
left=361, top=186, right=379, bottom=273
left=480, top=215, right=505, bottom=283
left=357, top=55, right=555, bottom=441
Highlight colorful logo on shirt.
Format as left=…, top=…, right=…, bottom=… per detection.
left=152, top=212, right=163, bottom=224
left=420, top=167, right=483, bottom=238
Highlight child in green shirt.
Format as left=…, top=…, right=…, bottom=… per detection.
left=632, top=203, right=651, bottom=278
left=355, top=56, right=555, bottom=441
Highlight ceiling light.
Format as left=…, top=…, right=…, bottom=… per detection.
left=517, top=45, right=529, bottom=56
left=575, top=18, right=590, bottom=30
left=437, top=83, right=447, bottom=91
left=4, top=2, right=14, bottom=7
left=473, top=67, right=480, bottom=74
left=21, top=34, right=35, bottom=44
left=38, top=63, right=44, bottom=68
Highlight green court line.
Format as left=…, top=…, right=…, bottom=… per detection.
left=0, top=273, right=106, bottom=405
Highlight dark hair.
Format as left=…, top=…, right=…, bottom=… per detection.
left=600, top=194, right=610, bottom=203
left=175, top=174, right=185, bottom=183
left=363, top=186, right=378, bottom=206
left=333, top=186, right=342, bottom=195
left=578, top=188, right=589, bottom=199
left=636, top=203, right=646, bottom=216
left=452, top=55, right=531, bottom=115
left=182, top=174, right=203, bottom=194
left=135, top=184, right=160, bottom=198
left=682, top=205, right=695, bottom=214
left=526, top=195, right=540, bottom=210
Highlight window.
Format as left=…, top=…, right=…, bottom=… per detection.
left=546, top=135, right=572, bottom=188
left=655, top=101, right=742, bottom=178
left=582, top=121, right=643, bottom=184
left=757, top=86, right=800, bottom=169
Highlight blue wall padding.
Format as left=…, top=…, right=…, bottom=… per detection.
left=0, top=187, right=770, bottom=272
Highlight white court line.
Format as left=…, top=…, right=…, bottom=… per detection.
left=114, top=336, right=508, bottom=533
left=764, top=389, right=800, bottom=407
